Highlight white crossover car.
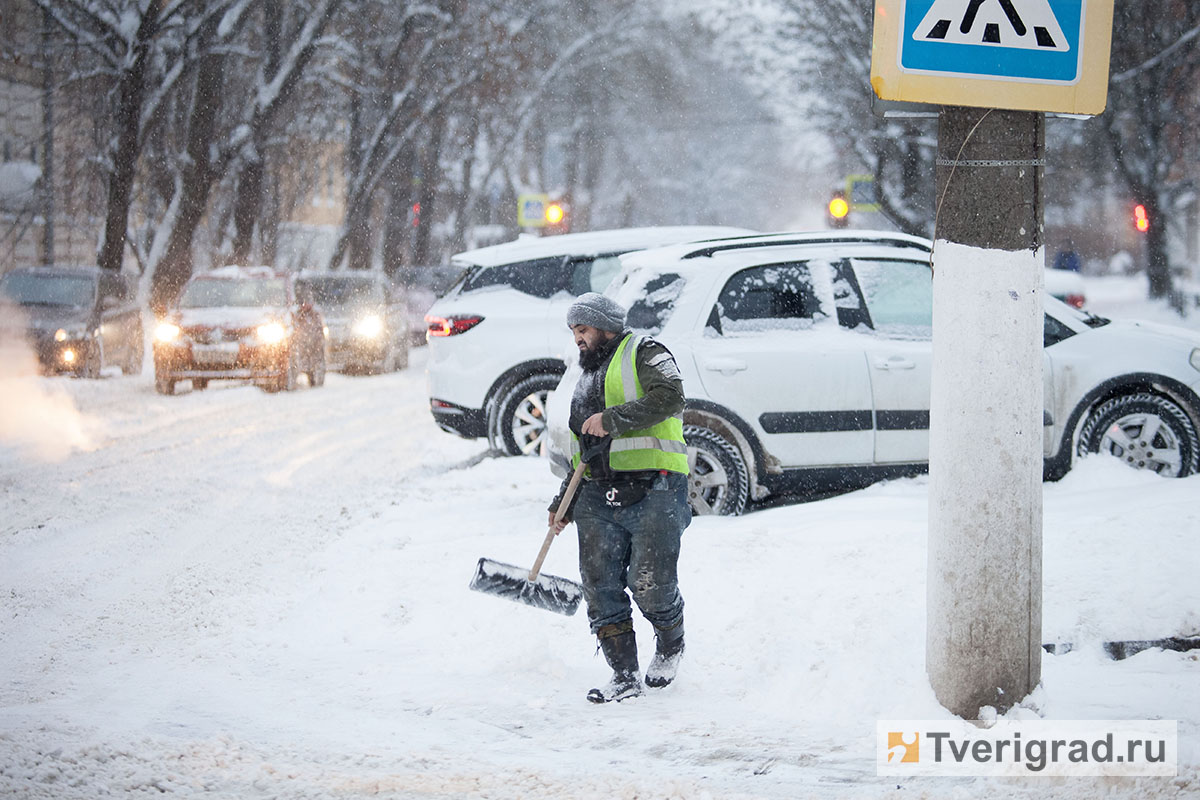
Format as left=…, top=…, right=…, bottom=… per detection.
left=545, top=231, right=1200, bottom=515
left=424, top=226, right=756, bottom=455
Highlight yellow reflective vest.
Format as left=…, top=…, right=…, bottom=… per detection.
left=572, top=334, right=689, bottom=475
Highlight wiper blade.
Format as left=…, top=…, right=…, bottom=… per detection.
left=1082, top=310, right=1110, bottom=328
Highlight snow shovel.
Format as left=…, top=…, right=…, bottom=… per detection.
left=469, top=460, right=587, bottom=616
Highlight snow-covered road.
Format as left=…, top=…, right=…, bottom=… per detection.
left=1, top=335, right=1197, bottom=798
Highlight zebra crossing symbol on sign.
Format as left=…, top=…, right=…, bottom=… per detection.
left=899, top=0, right=1084, bottom=84
left=914, top=0, right=1069, bottom=51
left=870, top=0, right=1114, bottom=114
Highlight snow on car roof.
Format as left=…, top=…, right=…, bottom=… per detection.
left=198, top=265, right=283, bottom=280
left=617, top=229, right=933, bottom=274
left=451, top=226, right=758, bottom=268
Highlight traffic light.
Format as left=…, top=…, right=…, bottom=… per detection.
left=1133, top=203, right=1149, bottom=233
left=827, top=191, right=850, bottom=228
left=543, top=199, right=569, bottom=234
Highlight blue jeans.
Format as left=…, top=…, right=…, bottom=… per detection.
left=573, top=471, right=690, bottom=635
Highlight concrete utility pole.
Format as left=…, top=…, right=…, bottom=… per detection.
left=926, top=107, right=1044, bottom=718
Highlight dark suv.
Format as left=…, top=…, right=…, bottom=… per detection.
left=0, top=265, right=144, bottom=377
left=152, top=266, right=326, bottom=394
left=297, top=272, right=409, bottom=373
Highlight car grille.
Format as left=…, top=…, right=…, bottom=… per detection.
left=186, top=326, right=253, bottom=344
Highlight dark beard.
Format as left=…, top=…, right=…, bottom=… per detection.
left=579, top=333, right=622, bottom=371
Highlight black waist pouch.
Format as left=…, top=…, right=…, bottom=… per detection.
left=598, top=478, right=651, bottom=508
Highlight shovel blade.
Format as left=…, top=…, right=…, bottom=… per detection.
left=469, top=557, right=583, bottom=616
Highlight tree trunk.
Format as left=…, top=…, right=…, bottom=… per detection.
left=229, top=0, right=283, bottom=266
left=39, top=7, right=55, bottom=264
left=1143, top=194, right=1171, bottom=298
left=448, top=114, right=481, bottom=255
left=411, top=113, right=445, bottom=265
left=149, top=35, right=227, bottom=313
left=229, top=157, right=264, bottom=265
left=96, top=7, right=162, bottom=273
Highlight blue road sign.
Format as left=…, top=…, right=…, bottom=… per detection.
left=900, top=0, right=1084, bottom=84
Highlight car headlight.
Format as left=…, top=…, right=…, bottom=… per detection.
left=256, top=321, right=288, bottom=345
left=352, top=314, right=384, bottom=339
left=54, top=326, right=87, bottom=342
left=154, top=322, right=182, bottom=343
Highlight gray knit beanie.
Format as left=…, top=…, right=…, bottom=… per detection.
left=566, top=292, right=626, bottom=333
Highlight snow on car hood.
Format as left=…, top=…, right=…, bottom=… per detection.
left=172, top=306, right=286, bottom=327
left=1105, top=316, right=1200, bottom=347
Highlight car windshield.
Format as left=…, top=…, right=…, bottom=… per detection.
left=300, top=276, right=384, bottom=307
left=0, top=272, right=96, bottom=307
left=178, top=278, right=287, bottom=308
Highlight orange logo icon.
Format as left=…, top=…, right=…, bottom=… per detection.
left=888, top=732, right=920, bottom=763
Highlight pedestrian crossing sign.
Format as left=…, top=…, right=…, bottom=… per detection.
left=871, top=0, right=1114, bottom=114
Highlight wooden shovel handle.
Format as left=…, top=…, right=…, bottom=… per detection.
left=529, top=461, right=587, bottom=582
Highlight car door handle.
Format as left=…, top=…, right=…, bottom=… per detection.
left=873, top=356, right=915, bottom=370
left=704, top=358, right=747, bottom=375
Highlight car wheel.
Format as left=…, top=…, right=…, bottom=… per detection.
left=308, top=344, right=326, bottom=388
left=488, top=372, right=561, bottom=456
left=154, top=374, right=176, bottom=395
left=684, top=424, right=750, bottom=516
left=1076, top=392, right=1199, bottom=477
left=78, top=340, right=103, bottom=379
left=122, top=325, right=144, bottom=375
left=264, top=349, right=299, bottom=393
left=393, top=340, right=409, bottom=371
left=375, top=342, right=393, bottom=375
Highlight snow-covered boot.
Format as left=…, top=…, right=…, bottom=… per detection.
left=645, top=620, right=684, bottom=689
left=587, top=625, right=642, bottom=704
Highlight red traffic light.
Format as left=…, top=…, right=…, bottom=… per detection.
left=1133, top=204, right=1149, bottom=233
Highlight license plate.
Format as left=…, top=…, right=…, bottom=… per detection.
left=192, top=343, right=239, bottom=365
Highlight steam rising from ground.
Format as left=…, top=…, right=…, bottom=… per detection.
left=0, top=300, right=97, bottom=462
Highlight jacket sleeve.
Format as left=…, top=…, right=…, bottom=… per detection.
left=601, top=339, right=685, bottom=436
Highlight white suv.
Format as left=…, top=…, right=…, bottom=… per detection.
left=424, top=226, right=755, bottom=455
left=547, top=231, right=1200, bottom=515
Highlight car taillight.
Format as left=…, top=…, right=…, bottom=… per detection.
left=426, top=314, right=484, bottom=336
left=1065, top=294, right=1086, bottom=309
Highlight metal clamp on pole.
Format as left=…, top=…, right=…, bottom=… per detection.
left=935, top=158, right=1047, bottom=168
